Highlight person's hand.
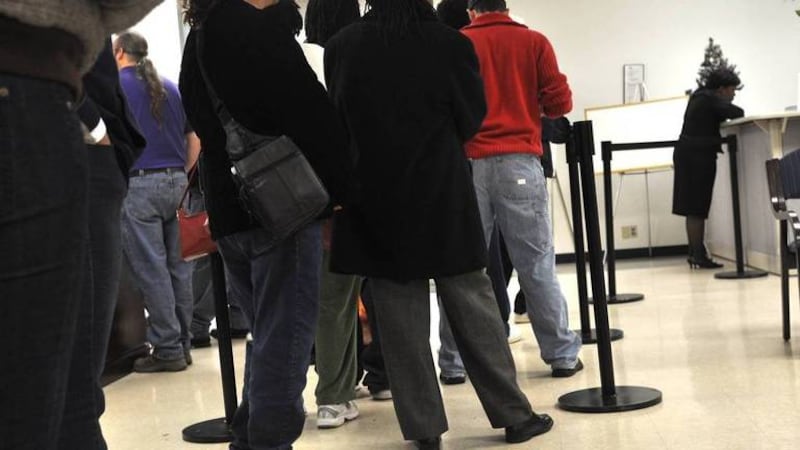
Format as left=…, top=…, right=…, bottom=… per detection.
left=97, top=134, right=112, bottom=146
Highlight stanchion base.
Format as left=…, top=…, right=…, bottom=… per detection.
left=578, top=328, right=624, bottom=344
left=588, top=293, right=644, bottom=304
left=558, top=386, right=662, bottom=413
left=714, top=270, right=768, bottom=280
left=182, top=418, right=233, bottom=444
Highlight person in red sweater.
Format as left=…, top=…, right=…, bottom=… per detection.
left=463, top=0, right=583, bottom=377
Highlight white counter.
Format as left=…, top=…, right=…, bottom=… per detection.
left=708, top=112, right=800, bottom=273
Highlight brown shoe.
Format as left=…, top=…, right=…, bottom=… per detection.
left=133, top=355, right=187, bottom=373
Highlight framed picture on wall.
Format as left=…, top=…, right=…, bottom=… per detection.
left=623, top=64, right=646, bottom=104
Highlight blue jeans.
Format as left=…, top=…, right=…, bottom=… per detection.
left=472, top=154, right=581, bottom=368
left=437, top=298, right=465, bottom=378
left=0, top=75, right=88, bottom=449
left=121, top=171, right=193, bottom=360
left=218, top=224, right=322, bottom=450
left=191, top=255, right=249, bottom=339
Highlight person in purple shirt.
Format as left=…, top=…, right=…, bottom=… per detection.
left=114, top=31, right=201, bottom=373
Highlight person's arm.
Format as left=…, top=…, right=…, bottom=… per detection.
left=714, top=97, right=745, bottom=121
left=536, top=35, right=572, bottom=118
left=185, top=131, right=201, bottom=171
left=450, top=35, right=487, bottom=143
left=77, top=93, right=112, bottom=145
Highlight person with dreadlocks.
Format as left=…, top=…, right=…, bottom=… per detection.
left=179, top=0, right=354, bottom=448
left=114, top=31, right=200, bottom=373
left=325, top=0, right=554, bottom=448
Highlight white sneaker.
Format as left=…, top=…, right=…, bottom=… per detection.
left=507, top=326, right=523, bottom=344
left=317, top=401, right=359, bottom=428
left=514, top=313, right=530, bottom=324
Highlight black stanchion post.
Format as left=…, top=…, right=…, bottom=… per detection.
left=558, top=121, right=661, bottom=413
left=566, top=136, right=623, bottom=344
left=715, top=135, right=767, bottom=279
left=780, top=220, right=790, bottom=341
left=183, top=252, right=238, bottom=443
left=598, top=141, right=644, bottom=304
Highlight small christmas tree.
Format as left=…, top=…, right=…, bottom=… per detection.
left=696, top=37, right=739, bottom=88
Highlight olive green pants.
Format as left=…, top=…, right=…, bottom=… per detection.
left=314, top=251, right=360, bottom=405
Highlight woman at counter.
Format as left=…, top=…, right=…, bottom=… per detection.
left=673, top=68, right=744, bottom=269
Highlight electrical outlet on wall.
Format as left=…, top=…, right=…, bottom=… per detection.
left=621, top=225, right=638, bottom=239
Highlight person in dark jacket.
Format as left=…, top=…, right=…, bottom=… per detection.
left=179, top=0, right=352, bottom=448
left=325, top=0, right=552, bottom=448
left=673, top=68, right=744, bottom=269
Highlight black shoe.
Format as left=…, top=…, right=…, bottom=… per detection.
left=133, top=355, right=187, bottom=373
left=210, top=328, right=249, bottom=340
left=185, top=350, right=193, bottom=366
left=505, top=413, right=554, bottom=443
left=191, top=336, right=211, bottom=349
left=439, top=374, right=466, bottom=385
left=415, top=436, right=441, bottom=450
left=551, top=359, right=583, bottom=378
left=687, top=255, right=723, bottom=269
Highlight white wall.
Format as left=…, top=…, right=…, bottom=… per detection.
left=126, top=0, right=184, bottom=83
left=508, top=0, right=800, bottom=119
left=505, top=0, right=800, bottom=254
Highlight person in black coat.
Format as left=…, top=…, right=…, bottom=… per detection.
left=325, top=0, right=552, bottom=448
left=179, top=0, right=353, bottom=448
left=673, top=68, right=744, bottom=269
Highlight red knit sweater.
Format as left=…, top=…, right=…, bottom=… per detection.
left=462, top=13, right=572, bottom=159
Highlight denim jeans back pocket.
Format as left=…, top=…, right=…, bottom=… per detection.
left=497, top=155, right=546, bottom=205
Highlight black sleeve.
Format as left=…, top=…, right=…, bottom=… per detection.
left=77, top=94, right=102, bottom=131
left=449, top=35, right=487, bottom=143
left=714, top=97, right=745, bottom=121
left=81, top=40, right=146, bottom=177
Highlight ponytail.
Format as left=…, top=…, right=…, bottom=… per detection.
left=114, top=31, right=167, bottom=124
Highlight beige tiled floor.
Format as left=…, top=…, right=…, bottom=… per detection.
left=101, top=257, right=800, bottom=449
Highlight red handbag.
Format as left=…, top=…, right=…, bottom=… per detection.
left=178, top=164, right=217, bottom=261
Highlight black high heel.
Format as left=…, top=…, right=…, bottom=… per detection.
left=687, top=255, right=723, bottom=269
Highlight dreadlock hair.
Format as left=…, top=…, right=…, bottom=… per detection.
left=305, top=0, right=361, bottom=47
left=183, top=0, right=302, bottom=35
left=365, top=0, right=435, bottom=40
left=114, top=31, right=167, bottom=124
left=436, top=0, right=470, bottom=30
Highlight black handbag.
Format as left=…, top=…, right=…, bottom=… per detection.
left=195, top=29, right=329, bottom=242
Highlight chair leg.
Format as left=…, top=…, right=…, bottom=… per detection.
left=781, top=221, right=790, bottom=341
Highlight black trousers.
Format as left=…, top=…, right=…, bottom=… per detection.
left=0, top=75, right=89, bottom=449
left=370, top=271, right=532, bottom=441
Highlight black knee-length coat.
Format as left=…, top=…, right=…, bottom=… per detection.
left=324, top=11, right=488, bottom=281
left=672, top=88, right=744, bottom=218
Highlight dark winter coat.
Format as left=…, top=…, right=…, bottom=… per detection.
left=325, top=11, right=488, bottom=281
left=179, top=0, right=352, bottom=239
left=672, top=89, right=744, bottom=218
